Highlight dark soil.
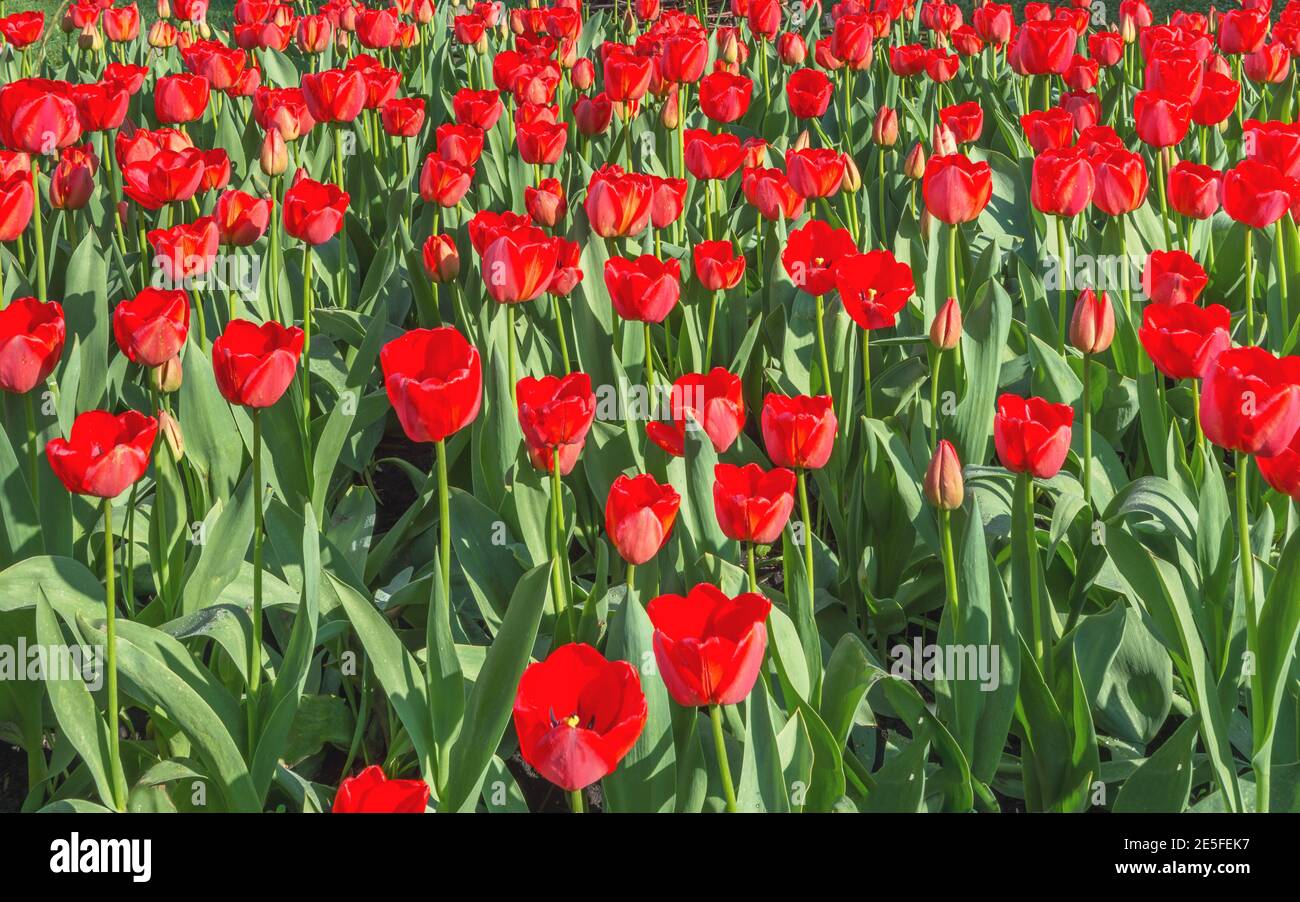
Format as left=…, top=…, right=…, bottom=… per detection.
left=1, top=743, right=26, bottom=814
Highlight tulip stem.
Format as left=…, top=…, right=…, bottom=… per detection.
left=248, top=410, right=264, bottom=757
left=1192, top=379, right=1205, bottom=458
left=24, top=390, right=38, bottom=503
left=102, top=499, right=126, bottom=812
left=746, top=543, right=759, bottom=594
left=30, top=164, right=46, bottom=303
left=709, top=704, right=738, bottom=813
left=1055, top=215, right=1069, bottom=348
left=796, top=470, right=816, bottom=604
left=1017, top=473, right=1051, bottom=686
left=930, top=350, right=942, bottom=446
left=861, top=327, right=873, bottom=420
left=939, top=507, right=959, bottom=627
left=550, top=457, right=573, bottom=636
left=877, top=148, right=887, bottom=248
left=1082, top=352, right=1093, bottom=506
left=1155, top=148, right=1173, bottom=251
left=269, top=174, right=282, bottom=324
left=1244, top=228, right=1255, bottom=344
left=1236, top=451, right=1269, bottom=812
left=301, top=244, right=315, bottom=489
left=644, top=322, right=656, bottom=393
left=552, top=295, right=571, bottom=373
left=704, top=290, right=719, bottom=368
left=1277, top=221, right=1290, bottom=338
left=436, top=438, right=452, bottom=629
left=814, top=295, right=833, bottom=410
left=333, top=128, right=350, bottom=311
left=507, top=305, right=518, bottom=407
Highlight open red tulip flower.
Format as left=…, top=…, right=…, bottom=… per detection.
left=1166, top=162, right=1221, bottom=220
left=154, top=73, right=211, bottom=124
left=645, top=368, right=745, bottom=456
left=922, top=153, right=993, bottom=224
left=1030, top=147, right=1095, bottom=217
left=604, top=254, right=682, bottom=323
left=212, top=319, right=305, bottom=409
left=692, top=241, right=746, bottom=292
left=283, top=175, right=349, bottom=245
left=646, top=584, right=771, bottom=708
left=46, top=410, right=158, bottom=499
left=419, top=152, right=475, bottom=207
left=833, top=250, right=915, bottom=330
left=781, top=220, right=858, bottom=296
left=684, top=129, right=747, bottom=181
left=786, top=68, right=834, bottom=120
left=1133, top=90, right=1191, bottom=148
left=786, top=147, right=847, bottom=199
left=605, top=473, right=680, bottom=565
left=742, top=166, right=806, bottom=221
left=483, top=225, right=560, bottom=304
left=517, top=372, right=597, bottom=476
left=1222, top=159, right=1292, bottom=230
left=301, top=68, right=367, bottom=123
left=698, top=69, right=753, bottom=123
left=1019, top=108, right=1075, bottom=155
left=0, top=11, right=45, bottom=49
left=332, top=765, right=429, bottom=814
left=712, top=462, right=796, bottom=545
left=0, top=79, right=83, bottom=154
left=993, top=393, right=1074, bottom=479
left=1256, top=428, right=1300, bottom=500
left=1138, top=302, right=1231, bottom=381
left=215, top=189, right=273, bottom=246
left=1091, top=148, right=1148, bottom=217
left=0, top=170, right=35, bottom=242
left=112, top=288, right=190, bottom=368
left=148, top=216, right=220, bottom=285
left=1200, top=347, right=1300, bottom=457
left=0, top=297, right=65, bottom=395
left=381, top=327, right=483, bottom=444
left=512, top=643, right=648, bottom=793
left=1142, top=250, right=1208, bottom=306
left=122, top=147, right=206, bottom=210
left=761, top=393, right=837, bottom=470
left=584, top=164, right=652, bottom=238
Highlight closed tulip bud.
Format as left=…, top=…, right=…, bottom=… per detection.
left=622, top=7, right=637, bottom=32
left=422, top=233, right=460, bottom=282
left=152, top=356, right=184, bottom=394
left=932, top=122, right=957, bottom=156
left=873, top=106, right=898, bottom=146
left=474, top=33, right=488, bottom=54
left=157, top=0, right=171, bottom=18
left=158, top=409, right=185, bottom=460
left=924, top=440, right=964, bottom=510
left=571, top=58, right=595, bottom=90
left=1069, top=288, right=1115, bottom=354
left=260, top=129, right=287, bottom=176
left=198, top=22, right=211, bottom=39
left=148, top=19, right=173, bottom=47
left=904, top=142, right=927, bottom=179
left=930, top=297, right=962, bottom=350
left=791, top=129, right=811, bottom=152
left=841, top=154, right=861, bottom=192
left=79, top=23, right=103, bottom=50
left=660, top=89, right=679, bottom=129
left=919, top=207, right=934, bottom=239
left=721, top=31, right=739, bottom=64
left=1121, top=17, right=1136, bottom=43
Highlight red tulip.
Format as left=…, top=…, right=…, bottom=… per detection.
left=660, top=31, right=708, bottom=83
left=604, top=48, right=653, bottom=103
left=692, top=240, right=746, bottom=292
left=46, top=410, right=157, bottom=499
left=1019, top=108, right=1075, bottom=154
left=512, top=643, right=647, bottom=792
left=517, top=120, right=568, bottom=166
left=777, top=32, right=808, bottom=66
left=923, top=153, right=993, bottom=224
left=1091, top=147, right=1148, bottom=216
left=645, top=368, right=746, bottom=456
left=924, top=48, right=961, bottom=82
left=584, top=165, right=652, bottom=238
left=684, top=129, right=746, bottom=181
left=215, top=189, right=272, bottom=246
left=605, top=473, right=680, bottom=565
left=0, top=11, right=45, bottom=47
left=381, top=327, right=482, bottom=444
left=889, top=44, right=928, bottom=76
left=648, top=175, right=687, bottom=229
left=786, top=68, right=834, bottom=119
left=939, top=101, right=983, bottom=144
left=183, top=41, right=247, bottom=91
left=355, top=7, right=397, bottom=48
left=547, top=238, right=584, bottom=298
left=742, top=166, right=806, bottom=221
left=924, top=439, right=965, bottom=510
left=1016, top=20, right=1075, bottom=75
left=0, top=79, right=82, bottom=154
left=712, top=461, right=796, bottom=544
left=833, top=250, right=915, bottom=330
left=1031, top=147, right=1095, bottom=217
left=70, top=80, right=130, bottom=133
left=332, top=765, right=428, bottom=813
left=1201, top=347, right=1300, bottom=456
left=1218, top=8, right=1269, bottom=55
left=452, top=88, right=504, bottom=131
left=283, top=174, right=349, bottom=245
left=604, top=254, right=681, bottom=323
left=48, top=144, right=96, bottom=211
left=0, top=171, right=34, bottom=242
left=781, top=219, right=857, bottom=297
left=786, top=147, right=846, bottom=199
left=572, top=92, right=614, bottom=136
left=1222, top=160, right=1292, bottom=230
left=698, top=70, right=753, bottom=123
left=419, top=152, right=475, bottom=207
left=154, top=73, right=210, bottom=124
left=1089, top=30, right=1124, bottom=66
left=1069, top=288, right=1115, bottom=355
left=1167, top=162, right=1221, bottom=219
left=1133, top=90, right=1192, bottom=148
left=525, top=178, right=567, bottom=228
left=517, top=371, right=596, bottom=475
left=421, top=233, right=460, bottom=283
left=748, top=0, right=782, bottom=39
left=1256, top=430, right=1300, bottom=499
left=0, top=296, right=64, bottom=394
left=1142, top=250, right=1208, bottom=306
left=122, top=147, right=205, bottom=210
left=993, top=393, right=1074, bottom=478
left=973, top=2, right=1013, bottom=45
left=113, top=288, right=189, bottom=367
left=212, top=319, right=304, bottom=409
left=483, top=225, right=559, bottom=304
left=147, top=216, right=219, bottom=284
left=761, top=393, right=836, bottom=470
left=931, top=296, right=962, bottom=350
left=1138, top=302, right=1231, bottom=380
left=646, top=584, right=771, bottom=707
left=381, top=97, right=425, bottom=137
left=1243, top=119, right=1300, bottom=180
left=302, top=68, right=366, bottom=123
left=1191, top=70, right=1239, bottom=127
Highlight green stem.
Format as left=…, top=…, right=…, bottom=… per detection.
left=552, top=295, right=571, bottom=373
left=746, top=543, right=759, bottom=593
left=30, top=164, right=46, bottom=303
left=550, top=456, right=573, bottom=636
left=704, top=291, right=720, bottom=368
left=1245, top=228, right=1255, bottom=344
left=301, top=244, right=314, bottom=490
left=644, top=321, right=656, bottom=393
left=1082, top=352, right=1092, bottom=506
left=797, top=471, right=815, bottom=603
left=1055, top=215, right=1069, bottom=347
left=862, top=327, right=873, bottom=420
left=24, top=390, right=38, bottom=503
left=709, top=704, right=738, bottom=812
left=1237, top=451, right=1268, bottom=811
left=1278, top=221, right=1290, bottom=340
left=333, top=128, right=350, bottom=311
left=1192, top=379, right=1204, bottom=458
left=437, top=438, right=452, bottom=620
left=103, top=499, right=126, bottom=812
left=878, top=148, right=887, bottom=247
left=930, top=349, right=942, bottom=446
left=247, top=410, right=264, bottom=757
left=568, top=788, right=585, bottom=813
left=1155, top=148, right=1173, bottom=250
left=1017, top=472, right=1050, bottom=684
left=939, top=507, right=958, bottom=628
left=507, top=304, right=518, bottom=407
left=814, top=295, right=833, bottom=409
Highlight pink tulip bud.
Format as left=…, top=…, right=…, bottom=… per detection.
left=924, top=440, right=964, bottom=510
left=930, top=297, right=962, bottom=350
left=1069, top=288, right=1115, bottom=355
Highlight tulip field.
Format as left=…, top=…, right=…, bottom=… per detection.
left=3, top=0, right=1300, bottom=819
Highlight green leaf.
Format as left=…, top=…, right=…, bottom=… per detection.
left=1113, top=714, right=1199, bottom=813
